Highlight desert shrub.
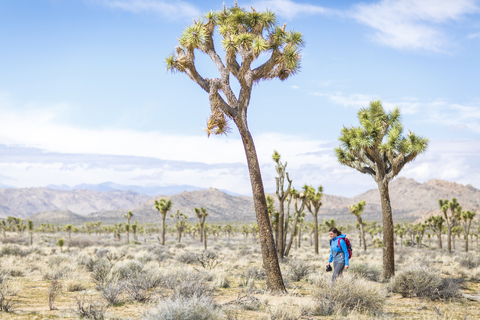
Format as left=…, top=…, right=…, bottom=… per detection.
left=99, top=280, right=125, bottom=305
left=65, top=278, right=87, bottom=292
left=0, top=276, right=18, bottom=312
left=145, top=245, right=171, bottom=261
left=214, top=271, right=230, bottom=288
left=74, top=293, right=107, bottom=320
left=2, top=267, right=25, bottom=277
left=286, top=260, right=311, bottom=282
left=124, top=272, right=155, bottom=302
left=0, top=236, right=29, bottom=245
left=48, top=280, right=63, bottom=310
left=349, top=263, right=382, bottom=282
left=239, top=267, right=265, bottom=288
left=173, top=277, right=214, bottom=299
left=313, top=274, right=386, bottom=315
left=0, top=245, right=33, bottom=257
left=268, top=304, right=300, bottom=320
left=459, top=254, right=480, bottom=270
left=238, top=249, right=251, bottom=257
left=91, top=259, right=113, bottom=287
left=43, top=263, right=76, bottom=281
left=48, top=254, right=75, bottom=266
left=197, top=250, right=222, bottom=270
left=95, top=248, right=110, bottom=259
left=111, top=260, right=144, bottom=280
left=389, top=266, right=462, bottom=300
left=68, top=235, right=100, bottom=248
left=176, top=252, right=198, bottom=264
left=141, top=296, right=222, bottom=320
left=175, top=243, right=186, bottom=249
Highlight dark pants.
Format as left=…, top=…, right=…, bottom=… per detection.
left=332, top=262, right=344, bottom=281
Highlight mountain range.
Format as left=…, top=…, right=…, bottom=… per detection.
left=3, top=177, right=480, bottom=224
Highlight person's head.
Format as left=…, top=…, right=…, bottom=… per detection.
left=328, top=227, right=341, bottom=239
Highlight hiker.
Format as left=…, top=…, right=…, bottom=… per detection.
left=326, top=226, right=349, bottom=281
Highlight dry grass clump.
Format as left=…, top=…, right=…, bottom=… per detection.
left=458, top=254, right=480, bottom=270
left=43, top=255, right=78, bottom=280
left=285, top=260, right=312, bottom=282
left=267, top=303, right=300, bottom=320
left=313, top=274, right=386, bottom=316
left=0, top=273, right=19, bottom=312
left=348, top=263, right=382, bottom=282
left=213, top=270, right=230, bottom=288
left=141, top=296, right=222, bottom=320
left=68, top=235, right=102, bottom=248
left=74, top=293, right=108, bottom=320
left=176, top=251, right=198, bottom=264
left=389, top=266, right=463, bottom=300
left=0, top=236, right=29, bottom=245
left=0, top=244, right=40, bottom=257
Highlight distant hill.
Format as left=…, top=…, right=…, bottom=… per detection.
left=30, top=209, right=88, bottom=224
left=1, top=178, right=478, bottom=224
left=87, top=188, right=255, bottom=223
left=0, top=188, right=151, bottom=218
left=46, top=182, right=206, bottom=196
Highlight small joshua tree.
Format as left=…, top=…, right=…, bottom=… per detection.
left=335, top=100, right=428, bottom=279
left=439, top=198, right=461, bottom=254
left=427, top=215, right=444, bottom=249
left=272, top=150, right=292, bottom=258
left=132, top=220, right=138, bottom=241
left=58, top=238, right=64, bottom=252
left=125, top=223, right=130, bottom=244
left=155, top=199, right=173, bottom=246
left=461, top=210, right=476, bottom=252
left=303, top=184, right=323, bottom=254
left=171, top=210, right=188, bottom=243
left=349, top=200, right=367, bottom=251
left=27, top=219, right=34, bottom=246
left=65, top=224, right=73, bottom=242
left=194, top=207, right=208, bottom=244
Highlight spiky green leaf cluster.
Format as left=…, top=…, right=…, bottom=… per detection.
left=335, top=100, right=428, bottom=179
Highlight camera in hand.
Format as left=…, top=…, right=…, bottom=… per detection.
left=326, top=264, right=332, bottom=272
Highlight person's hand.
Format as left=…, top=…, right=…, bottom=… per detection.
left=326, top=263, right=331, bottom=267
left=345, top=265, right=349, bottom=270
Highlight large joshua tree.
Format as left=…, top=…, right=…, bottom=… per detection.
left=427, top=215, right=444, bottom=249
left=335, top=100, right=428, bottom=279
left=349, top=200, right=367, bottom=252
left=155, top=199, right=173, bottom=245
left=439, top=198, right=461, bottom=254
left=166, top=3, right=303, bottom=292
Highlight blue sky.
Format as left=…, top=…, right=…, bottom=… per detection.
left=0, top=0, right=479, bottom=197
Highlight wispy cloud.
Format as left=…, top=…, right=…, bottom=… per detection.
left=467, top=32, right=480, bottom=39
left=251, top=0, right=332, bottom=20
left=350, top=0, right=478, bottom=52
left=88, top=0, right=201, bottom=19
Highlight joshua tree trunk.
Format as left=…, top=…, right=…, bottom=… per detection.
left=277, top=200, right=284, bottom=259
left=237, top=123, right=286, bottom=293
left=30, top=231, right=33, bottom=246
left=298, top=227, right=302, bottom=248
left=203, top=229, right=207, bottom=250
left=313, top=214, right=319, bottom=254
left=378, top=181, right=395, bottom=280
left=436, top=231, right=442, bottom=249
left=161, top=214, right=166, bottom=245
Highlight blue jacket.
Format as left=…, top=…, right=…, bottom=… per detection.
left=328, top=234, right=349, bottom=266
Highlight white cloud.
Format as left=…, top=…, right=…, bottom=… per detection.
left=351, top=0, right=478, bottom=52
left=250, top=0, right=331, bottom=20
left=311, top=91, right=480, bottom=132
left=467, top=32, right=480, bottom=39
left=88, top=0, right=201, bottom=19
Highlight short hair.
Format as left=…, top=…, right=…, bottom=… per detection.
left=329, top=227, right=341, bottom=236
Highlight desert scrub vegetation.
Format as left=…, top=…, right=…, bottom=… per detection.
left=389, top=266, right=463, bottom=300
left=312, top=273, right=386, bottom=316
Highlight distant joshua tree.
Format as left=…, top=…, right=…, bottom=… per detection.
left=65, top=224, right=73, bottom=242
left=58, top=238, right=64, bottom=252
left=349, top=200, right=367, bottom=251
left=303, top=184, right=323, bottom=254
left=155, top=199, right=173, bottom=246
left=27, top=219, right=34, bottom=246
left=1, top=220, right=6, bottom=238
left=132, top=220, right=138, bottom=241
left=439, top=198, right=461, bottom=254
left=461, top=210, right=476, bottom=252
left=194, top=207, right=208, bottom=244
left=426, top=216, right=444, bottom=249
left=272, top=150, right=292, bottom=259
left=171, top=210, right=188, bottom=243
left=335, top=100, right=428, bottom=279
left=284, top=188, right=307, bottom=257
